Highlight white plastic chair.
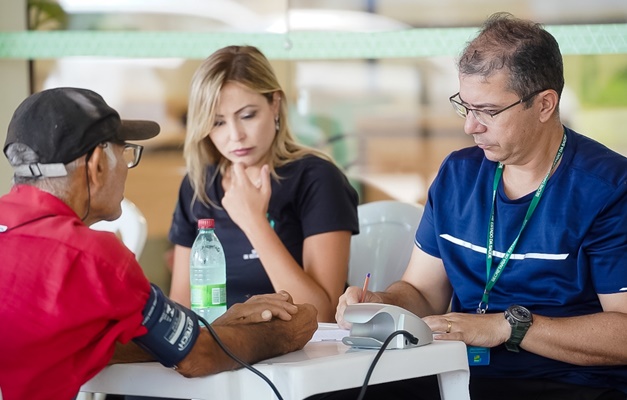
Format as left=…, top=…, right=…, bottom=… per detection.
left=90, top=198, right=148, bottom=260
left=348, top=200, right=424, bottom=292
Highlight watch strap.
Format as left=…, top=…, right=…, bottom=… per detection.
left=505, top=306, right=532, bottom=353
left=505, top=324, right=529, bottom=352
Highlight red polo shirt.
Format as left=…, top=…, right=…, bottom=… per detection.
left=0, top=185, right=150, bottom=400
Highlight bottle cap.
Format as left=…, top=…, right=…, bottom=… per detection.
left=197, top=219, right=215, bottom=229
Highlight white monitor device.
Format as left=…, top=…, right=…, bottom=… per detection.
left=342, top=303, right=433, bottom=349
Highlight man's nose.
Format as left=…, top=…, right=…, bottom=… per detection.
left=464, top=111, right=487, bottom=135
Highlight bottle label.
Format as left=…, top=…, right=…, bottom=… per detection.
left=191, top=284, right=227, bottom=307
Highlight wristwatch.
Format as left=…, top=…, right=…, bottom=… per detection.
left=504, top=305, right=533, bottom=352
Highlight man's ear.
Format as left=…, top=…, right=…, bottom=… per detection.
left=538, top=90, right=559, bottom=123
left=85, top=145, right=107, bottom=190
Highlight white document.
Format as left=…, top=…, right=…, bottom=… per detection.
left=310, top=323, right=350, bottom=342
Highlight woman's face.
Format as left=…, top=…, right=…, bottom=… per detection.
left=209, top=81, right=280, bottom=170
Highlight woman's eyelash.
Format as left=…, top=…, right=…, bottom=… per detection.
left=213, top=110, right=257, bottom=126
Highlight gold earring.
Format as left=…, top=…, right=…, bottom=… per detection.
left=275, top=116, right=280, bottom=133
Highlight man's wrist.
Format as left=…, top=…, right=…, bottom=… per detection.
left=501, top=313, right=513, bottom=344
left=504, top=305, right=533, bottom=352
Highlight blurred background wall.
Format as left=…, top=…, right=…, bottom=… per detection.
left=0, top=0, right=29, bottom=195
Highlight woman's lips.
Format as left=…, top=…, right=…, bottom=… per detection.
left=232, top=147, right=253, bottom=157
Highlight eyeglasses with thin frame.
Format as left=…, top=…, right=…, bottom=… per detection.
left=449, top=89, right=546, bottom=126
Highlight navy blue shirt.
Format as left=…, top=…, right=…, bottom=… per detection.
left=169, top=155, right=359, bottom=306
left=416, top=127, right=627, bottom=392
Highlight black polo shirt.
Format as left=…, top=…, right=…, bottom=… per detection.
left=169, top=155, right=359, bottom=306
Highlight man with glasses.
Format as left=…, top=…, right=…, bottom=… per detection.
left=0, top=87, right=317, bottom=400
left=335, top=12, right=626, bottom=400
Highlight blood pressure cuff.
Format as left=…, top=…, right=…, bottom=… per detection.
left=133, top=284, right=200, bottom=368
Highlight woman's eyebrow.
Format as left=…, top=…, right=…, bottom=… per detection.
left=215, top=104, right=258, bottom=118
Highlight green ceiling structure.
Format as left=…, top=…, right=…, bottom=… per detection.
left=1, top=24, right=626, bottom=60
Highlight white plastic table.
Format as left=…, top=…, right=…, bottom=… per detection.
left=80, top=336, right=469, bottom=400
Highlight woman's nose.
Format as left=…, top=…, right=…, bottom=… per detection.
left=228, top=122, right=245, bottom=141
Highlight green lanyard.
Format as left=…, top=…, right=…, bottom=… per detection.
left=477, top=132, right=567, bottom=314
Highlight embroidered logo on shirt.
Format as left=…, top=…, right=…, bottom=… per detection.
left=0, top=225, right=7, bottom=233
left=266, top=213, right=276, bottom=230
left=243, top=249, right=259, bottom=260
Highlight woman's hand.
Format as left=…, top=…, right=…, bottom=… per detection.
left=222, top=163, right=272, bottom=233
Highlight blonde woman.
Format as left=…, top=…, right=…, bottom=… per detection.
left=169, top=45, right=358, bottom=322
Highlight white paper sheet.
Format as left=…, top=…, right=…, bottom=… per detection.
left=310, top=323, right=350, bottom=342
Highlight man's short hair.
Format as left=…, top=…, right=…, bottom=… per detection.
left=458, top=12, right=564, bottom=101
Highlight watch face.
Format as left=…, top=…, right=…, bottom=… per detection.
left=510, top=306, right=532, bottom=322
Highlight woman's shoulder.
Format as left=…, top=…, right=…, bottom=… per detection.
left=277, top=155, right=355, bottom=202
left=177, top=165, right=222, bottom=202
left=280, top=154, right=340, bottom=174
left=179, top=165, right=221, bottom=187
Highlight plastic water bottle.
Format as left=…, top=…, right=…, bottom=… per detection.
left=190, top=218, right=227, bottom=324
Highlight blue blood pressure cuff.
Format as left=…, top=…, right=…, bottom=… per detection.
left=133, top=284, right=200, bottom=368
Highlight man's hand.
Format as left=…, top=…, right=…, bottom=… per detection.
left=422, top=312, right=510, bottom=348
left=335, top=286, right=383, bottom=329
left=260, top=302, right=318, bottom=355
left=213, top=291, right=299, bottom=325
left=176, top=291, right=318, bottom=377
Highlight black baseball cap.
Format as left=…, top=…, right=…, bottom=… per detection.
left=4, top=87, right=160, bottom=178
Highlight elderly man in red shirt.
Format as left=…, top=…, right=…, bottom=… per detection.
left=0, top=87, right=317, bottom=400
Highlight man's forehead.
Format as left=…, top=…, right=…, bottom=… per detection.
left=459, top=73, right=514, bottom=104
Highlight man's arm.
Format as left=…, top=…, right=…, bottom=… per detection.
left=519, top=293, right=627, bottom=366
left=175, top=302, right=317, bottom=377
left=112, top=291, right=317, bottom=376
left=110, top=341, right=154, bottom=365
left=424, top=293, right=627, bottom=366
left=336, top=246, right=452, bottom=328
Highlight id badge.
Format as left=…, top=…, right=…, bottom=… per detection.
left=467, top=346, right=490, bottom=366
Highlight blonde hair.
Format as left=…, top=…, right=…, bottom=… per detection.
left=184, top=45, right=332, bottom=206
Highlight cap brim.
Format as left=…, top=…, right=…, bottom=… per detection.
left=117, top=120, right=160, bottom=141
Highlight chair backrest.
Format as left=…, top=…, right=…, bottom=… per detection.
left=90, top=198, right=148, bottom=260
left=348, top=200, right=424, bottom=292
